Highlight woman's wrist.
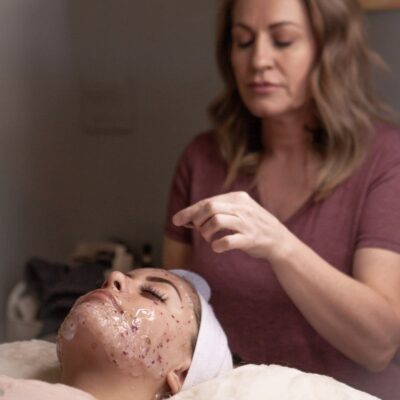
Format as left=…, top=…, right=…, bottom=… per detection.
left=266, top=226, right=300, bottom=267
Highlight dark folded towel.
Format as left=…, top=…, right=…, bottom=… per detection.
left=25, top=258, right=110, bottom=337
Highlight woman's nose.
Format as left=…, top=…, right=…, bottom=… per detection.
left=102, top=270, right=126, bottom=292
left=252, top=36, right=274, bottom=71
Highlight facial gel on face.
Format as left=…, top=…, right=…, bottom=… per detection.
left=59, top=291, right=194, bottom=379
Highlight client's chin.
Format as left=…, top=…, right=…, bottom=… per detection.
left=57, top=302, right=146, bottom=382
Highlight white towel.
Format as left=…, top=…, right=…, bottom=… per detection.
left=170, top=270, right=233, bottom=390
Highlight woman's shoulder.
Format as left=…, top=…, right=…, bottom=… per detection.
left=372, top=122, right=400, bottom=152
left=367, top=122, right=400, bottom=167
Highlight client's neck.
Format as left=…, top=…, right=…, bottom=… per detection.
left=62, top=369, right=163, bottom=400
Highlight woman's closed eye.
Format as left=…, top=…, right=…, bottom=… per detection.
left=274, top=39, right=293, bottom=48
left=272, top=30, right=297, bottom=49
left=234, top=38, right=292, bottom=49
left=236, top=40, right=253, bottom=49
left=232, top=29, right=253, bottom=49
left=140, top=285, right=168, bottom=303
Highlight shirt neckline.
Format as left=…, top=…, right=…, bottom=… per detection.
left=250, top=184, right=315, bottom=226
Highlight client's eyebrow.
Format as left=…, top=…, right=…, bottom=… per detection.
left=146, top=276, right=182, bottom=301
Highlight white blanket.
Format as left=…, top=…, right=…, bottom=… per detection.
left=172, top=364, right=379, bottom=400
left=0, top=340, right=379, bottom=399
left=0, top=375, right=95, bottom=400
left=0, top=340, right=60, bottom=383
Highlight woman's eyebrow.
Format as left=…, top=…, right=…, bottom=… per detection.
left=232, top=22, right=252, bottom=31
left=146, top=276, right=182, bottom=301
left=269, top=21, right=301, bottom=29
left=233, top=21, right=300, bottom=31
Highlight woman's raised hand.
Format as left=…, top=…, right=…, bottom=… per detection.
left=172, top=191, right=294, bottom=262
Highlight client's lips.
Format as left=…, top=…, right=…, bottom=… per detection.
left=77, top=289, right=122, bottom=313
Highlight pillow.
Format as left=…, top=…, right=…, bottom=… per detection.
left=0, top=340, right=60, bottom=383
left=0, top=341, right=379, bottom=399
left=171, top=364, right=380, bottom=400
left=0, top=375, right=95, bottom=400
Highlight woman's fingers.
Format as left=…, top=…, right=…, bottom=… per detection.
left=171, top=191, right=286, bottom=259
left=212, top=233, right=245, bottom=253
left=172, top=200, right=218, bottom=227
left=173, top=193, right=247, bottom=228
left=200, top=214, right=240, bottom=242
left=171, top=191, right=289, bottom=260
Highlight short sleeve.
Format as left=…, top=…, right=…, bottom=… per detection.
left=164, top=142, right=193, bottom=244
left=356, top=128, right=400, bottom=253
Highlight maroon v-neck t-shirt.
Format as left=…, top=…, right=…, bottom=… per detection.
left=165, top=124, right=400, bottom=399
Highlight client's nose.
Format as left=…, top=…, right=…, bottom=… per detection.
left=102, top=270, right=126, bottom=292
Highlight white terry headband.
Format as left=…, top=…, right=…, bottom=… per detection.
left=170, top=269, right=233, bottom=390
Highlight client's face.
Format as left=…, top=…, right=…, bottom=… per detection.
left=57, top=268, right=199, bottom=382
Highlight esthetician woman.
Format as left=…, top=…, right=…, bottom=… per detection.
left=163, top=0, right=400, bottom=399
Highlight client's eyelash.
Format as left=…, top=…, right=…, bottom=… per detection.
left=140, top=285, right=168, bottom=303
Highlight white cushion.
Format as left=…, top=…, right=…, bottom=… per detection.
left=0, top=340, right=60, bottom=383
left=171, top=364, right=380, bottom=400
left=0, top=375, right=95, bottom=400
left=0, top=341, right=379, bottom=399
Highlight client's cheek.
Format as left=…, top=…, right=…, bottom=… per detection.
left=58, top=300, right=195, bottom=380
left=120, top=309, right=194, bottom=379
left=58, top=301, right=138, bottom=371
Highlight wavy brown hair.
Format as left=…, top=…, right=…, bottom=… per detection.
left=209, top=0, right=392, bottom=199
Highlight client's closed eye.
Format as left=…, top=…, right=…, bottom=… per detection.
left=140, top=285, right=168, bottom=303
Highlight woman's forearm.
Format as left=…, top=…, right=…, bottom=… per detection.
left=269, top=235, right=400, bottom=372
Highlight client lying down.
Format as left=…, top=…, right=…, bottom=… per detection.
left=0, top=268, right=381, bottom=399
left=0, top=268, right=232, bottom=400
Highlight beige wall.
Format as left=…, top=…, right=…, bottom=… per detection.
left=0, top=2, right=398, bottom=341
left=0, top=0, right=220, bottom=341
left=367, top=10, right=400, bottom=118
left=0, top=0, right=81, bottom=340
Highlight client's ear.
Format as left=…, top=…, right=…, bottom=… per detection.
left=166, top=358, right=191, bottom=394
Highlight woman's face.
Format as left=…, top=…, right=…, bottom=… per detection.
left=230, top=0, right=316, bottom=119
left=57, top=269, right=199, bottom=381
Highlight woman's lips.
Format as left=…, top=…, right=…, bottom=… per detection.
left=77, top=289, right=123, bottom=313
left=248, top=82, right=282, bottom=94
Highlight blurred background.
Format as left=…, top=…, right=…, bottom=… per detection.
left=0, top=0, right=399, bottom=342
